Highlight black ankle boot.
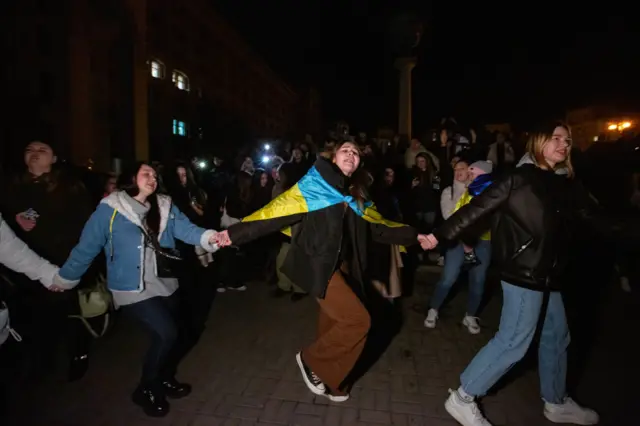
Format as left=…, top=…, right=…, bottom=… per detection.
left=68, top=354, right=89, bottom=382
left=132, top=387, right=170, bottom=417
left=161, top=378, right=192, bottom=399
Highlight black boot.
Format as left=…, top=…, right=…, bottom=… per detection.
left=270, top=288, right=289, bottom=298
left=132, top=386, right=170, bottom=417
left=290, top=292, right=308, bottom=302
left=68, top=354, right=89, bottom=382
left=161, top=378, right=192, bottom=399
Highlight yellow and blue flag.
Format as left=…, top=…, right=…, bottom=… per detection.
left=242, top=165, right=405, bottom=236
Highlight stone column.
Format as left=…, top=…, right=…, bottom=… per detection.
left=395, top=57, right=416, bottom=139
left=125, top=0, right=149, bottom=162
left=68, top=0, right=94, bottom=167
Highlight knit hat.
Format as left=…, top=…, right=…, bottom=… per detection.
left=469, top=160, right=493, bottom=175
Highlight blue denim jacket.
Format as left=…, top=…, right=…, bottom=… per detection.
left=58, top=191, right=217, bottom=292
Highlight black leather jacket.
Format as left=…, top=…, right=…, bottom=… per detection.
left=228, top=159, right=418, bottom=298
left=434, top=164, right=601, bottom=291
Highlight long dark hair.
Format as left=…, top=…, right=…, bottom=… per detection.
left=277, top=162, right=296, bottom=191
left=117, top=162, right=161, bottom=235
left=235, top=171, right=253, bottom=204
left=165, top=161, right=206, bottom=205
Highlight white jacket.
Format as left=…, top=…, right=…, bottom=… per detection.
left=440, top=181, right=468, bottom=220
left=0, top=213, right=58, bottom=287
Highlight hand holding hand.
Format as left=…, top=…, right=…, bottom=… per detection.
left=214, top=230, right=232, bottom=247
left=16, top=213, right=36, bottom=232
left=418, top=233, right=438, bottom=251
left=48, top=285, right=66, bottom=292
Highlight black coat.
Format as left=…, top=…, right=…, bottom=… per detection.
left=435, top=164, right=604, bottom=291
left=228, top=159, right=418, bottom=298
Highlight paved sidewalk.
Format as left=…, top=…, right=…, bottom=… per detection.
left=9, top=267, right=633, bottom=426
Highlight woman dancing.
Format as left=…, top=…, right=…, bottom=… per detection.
left=421, top=124, right=601, bottom=425
left=215, top=141, right=429, bottom=401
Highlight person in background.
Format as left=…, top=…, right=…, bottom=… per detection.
left=164, top=162, right=217, bottom=361
left=268, top=162, right=306, bottom=299
left=404, top=138, right=440, bottom=172
left=459, top=161, right=494, bottom=265
left=1, top=139, right=94, bottom=381
left=487, top=132, right=515, bottom=175
left=103, top=173, right=117, bottom=199
left=409, top=153, right=439, bottom=233
left=424, top=160, right=492, bottom=335
left=217, top=171, right=254, bottom=292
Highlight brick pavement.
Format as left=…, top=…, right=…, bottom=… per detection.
left=9, top=267, right=631, bottom=426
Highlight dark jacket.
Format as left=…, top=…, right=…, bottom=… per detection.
left=434, top=164, right=601, bottom=291
left=228, top=159, right=418, bottom=298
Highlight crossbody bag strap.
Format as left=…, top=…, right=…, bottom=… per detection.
left=137, top=224, right=182, bottom=261
left=109, top=209, right=117, bottom=261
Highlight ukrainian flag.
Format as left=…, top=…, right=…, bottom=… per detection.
left=242, top=165, right=406, bottom=237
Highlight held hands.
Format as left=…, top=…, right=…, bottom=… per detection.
left=48, top=285, right=66, bottom=292
left=213, top=230, right=232, bottom=248
left=417, top=233, right=438, bottom=251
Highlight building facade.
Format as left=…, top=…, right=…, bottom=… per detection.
left=1, top=0, right=319, bottom=171
left=566, top=106, right=639, bottom=150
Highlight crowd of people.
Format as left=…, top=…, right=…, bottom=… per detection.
left=0, top=120, right=638, bottom=426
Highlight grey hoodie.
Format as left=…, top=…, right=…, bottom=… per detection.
left=516, top=153, right=569, bottom=175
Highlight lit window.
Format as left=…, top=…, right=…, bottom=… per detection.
left=172, top=70, right=189, bottom=91
left=172, top=119, right=187, bottom=136
left=150, top=60, right=165, bottom=79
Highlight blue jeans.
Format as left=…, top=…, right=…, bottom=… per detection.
left=122, top=294, right=182, bottom=388
left=429, top=240, right=491, bottom=316
left=460, top=282, right=570, bottom=403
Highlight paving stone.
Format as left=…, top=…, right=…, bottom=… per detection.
left=7, top=267, right=632, bottom=425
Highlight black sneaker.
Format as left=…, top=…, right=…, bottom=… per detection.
left=270, top=288, right=289, bottom=298
left=68, top=354, right=89, bottom=382
left=295, top=352, right=325, bottom=395
left=290, top=292, right=308, bottom=302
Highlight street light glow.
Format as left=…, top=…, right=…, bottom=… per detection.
left=608, top=121, right=634, bottom=131
left=262, top=155, right=271, bottom=164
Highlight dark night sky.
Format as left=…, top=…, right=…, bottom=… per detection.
left=215, top=0, right=639, bottom=133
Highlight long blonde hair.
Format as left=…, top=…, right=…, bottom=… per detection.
left=526, top=123, right=574, bottom=178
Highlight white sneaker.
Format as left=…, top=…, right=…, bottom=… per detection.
left=462, top=315, right=481, bottom=334
left=323, top=392, right=350, bottom=402
left=227, top=285, right=247, bottom=291
left=544, top=397, right=599, bottom=425
left=424, top=308, right=438, bottom=328
left=445, top=389, right=492, bottom=426
left=216, top=287, right=226, bottom=293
